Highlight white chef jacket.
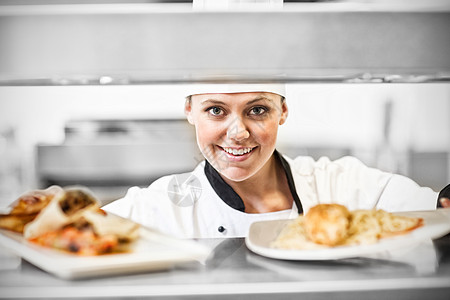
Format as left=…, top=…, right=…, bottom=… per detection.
left=103, top=154, right=438, bottom=239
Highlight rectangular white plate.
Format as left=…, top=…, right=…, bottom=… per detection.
left=245, top=208, right=450, bottom=261
left=0, top=227, right=211, bottom=279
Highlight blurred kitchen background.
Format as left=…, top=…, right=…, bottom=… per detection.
left=1, top=83, right=449, bottom=206
left=0, top=0, right=449, bottom=206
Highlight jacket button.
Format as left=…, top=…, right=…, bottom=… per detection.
left=218, top=226, right=226, bottom=233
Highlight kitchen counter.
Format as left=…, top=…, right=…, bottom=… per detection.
left=1, top=236, right=450, bottom=299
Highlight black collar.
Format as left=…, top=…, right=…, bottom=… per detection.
left=204, top=150, right=303, bottom=214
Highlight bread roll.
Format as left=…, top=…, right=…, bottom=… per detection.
left=304, top=204, right=350, bottom=246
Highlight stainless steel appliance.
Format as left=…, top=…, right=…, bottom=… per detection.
left=36, top=119, right=200, bottom=204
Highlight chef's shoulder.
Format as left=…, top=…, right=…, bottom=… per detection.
left=102, top=162, right=205, bottom=218
left=287, top=154, right=382, bottom=176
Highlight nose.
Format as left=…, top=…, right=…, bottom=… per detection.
left=226, top=117, right=250, bottom=141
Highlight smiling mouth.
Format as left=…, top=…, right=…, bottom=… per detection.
left=220, top=146, right=255, bottom=156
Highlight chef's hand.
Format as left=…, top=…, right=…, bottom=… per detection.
left=439, top=197, right=450, bottom=208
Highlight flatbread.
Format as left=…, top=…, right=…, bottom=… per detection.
left=24, top=187, right=98, bottom=239
left=0, top=186, right=64, bottom=233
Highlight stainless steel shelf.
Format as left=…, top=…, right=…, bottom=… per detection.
left=1, top=4, right=449, bottom=85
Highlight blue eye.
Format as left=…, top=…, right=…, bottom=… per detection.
left=208, top=106, right=223, bottom=116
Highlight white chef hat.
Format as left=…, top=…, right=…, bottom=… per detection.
left=184, top=83, right=286, bottom=98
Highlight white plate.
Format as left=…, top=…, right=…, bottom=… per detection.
left=245, top=208, right=450, bottom=261
left=0, top=227, right=211, bottom=279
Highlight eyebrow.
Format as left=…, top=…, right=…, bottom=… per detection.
left=200, top=99, right=226, bottom=106
left=247, top=96, right=274, bottom=105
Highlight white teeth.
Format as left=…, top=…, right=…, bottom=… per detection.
left=223, top=147, right=253, bottom=156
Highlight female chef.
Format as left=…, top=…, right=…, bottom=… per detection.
left=103, top=84, right=449, bottom=238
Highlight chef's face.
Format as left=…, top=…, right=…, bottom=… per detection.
left=185, top=92, right=288, bottom=182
